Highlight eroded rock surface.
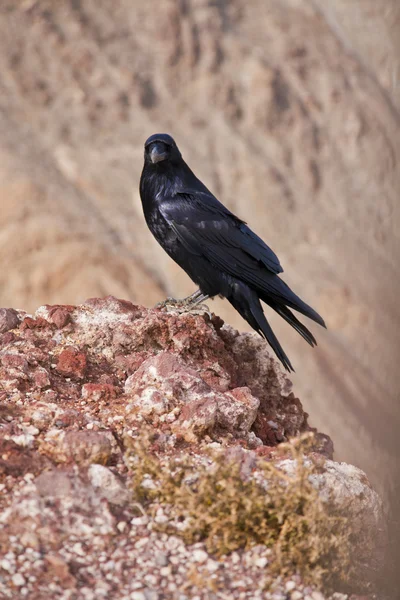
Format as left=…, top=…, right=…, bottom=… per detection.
left=0, top=2, right=399, bottom=510
left=0, top=297, right=385, bottom=599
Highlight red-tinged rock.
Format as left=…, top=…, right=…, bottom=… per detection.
left=216, top=387, right=259, bottom=435
left=253, top=413, right=285, bottom=446
left=47, top=306, right=73, bottom=329
left=125, top=352, right=209, bottom=400
left=32, top=367, right=51, bottom=389
left=1, top=331, right=17, bottom=345
left=124, top=352, right=211, bottom=421
left=177, top=396, right=217, bottom=436
left=1, top=353, right=28, bottom=372
left=20, top=316, right=50, bottom=330
left=53, top=409, right=85, bottom=429
left=98, top=373, right=120, bottom=386
left=81, top=383, right=119, bottom=402
left=112, top=329, right=134, bottom=348
left=56, top=348, right=87, bottom=379
left=0, top=308, right=20, bottom=333
left=198, top=361, right=232, bottom=392
left=0, top=438, right=48, bottom=477
left=84, top=295, right=142, bottom=316
left=114, top=352, right=148, bottom=375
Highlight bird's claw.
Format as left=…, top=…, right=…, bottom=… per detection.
left=190, top=303, right=213, bottom=320
left=154, top=297, right=182, bottom=309
left=155, top=300, right=212, bottom=320
left=181, top=296, right=198, bottom=307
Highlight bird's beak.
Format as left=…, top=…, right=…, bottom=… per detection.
left=149, top=143, right=168, bottom=164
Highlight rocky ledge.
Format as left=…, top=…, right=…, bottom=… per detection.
left=0, top=297, right=386, bottom=600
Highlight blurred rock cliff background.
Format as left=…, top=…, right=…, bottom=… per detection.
left=0, top=0, right=399, bottom=522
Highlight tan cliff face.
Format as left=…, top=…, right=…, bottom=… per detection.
left=0, top=0, right=399, bottom=519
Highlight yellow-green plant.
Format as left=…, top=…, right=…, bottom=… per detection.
left=125, top=431, right=351, bottom=589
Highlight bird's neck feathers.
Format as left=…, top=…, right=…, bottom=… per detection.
left=140, top=159, right=197, bottom=201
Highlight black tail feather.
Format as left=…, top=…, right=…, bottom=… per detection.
left=257, top=276, right=326, bottom=329
left=278, top=281, right=326, bottom=327
left=228, top=283, right=294, bottom=372
left=269, top=302, right=317, bottom=347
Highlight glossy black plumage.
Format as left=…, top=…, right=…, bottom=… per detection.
left=139, top=133, right=325, bottom=371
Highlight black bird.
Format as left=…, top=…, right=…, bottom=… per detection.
left=140, top=133, right=325, bottom=372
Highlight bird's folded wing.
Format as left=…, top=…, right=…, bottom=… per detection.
left=159, top=193, right=283, bottom=277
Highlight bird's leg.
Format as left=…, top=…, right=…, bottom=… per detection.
left=188, top=293, right=209, bottom=307
left=181, top=289, right=204, bottom=306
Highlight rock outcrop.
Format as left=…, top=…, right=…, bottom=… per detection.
left=0, top=1, right=399, bottom=513
left=0, top=297, right=385, bottom=599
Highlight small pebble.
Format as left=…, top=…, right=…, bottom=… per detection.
left=206, top=559, right=219, bottom=572
left=155, top=552, right=168, bottom=567
left=154, top=514, right=168, bottom=524
left=192, top=549, right=208, bottom=563
left=0, top=559, right=13, bottom=573
left=130, top=593, right=146, bottom=600
left=12, top=573, right=26, bottom=587
left=255, top=556, right=268, bottom=568
left=286, top=581, right=296, bottom=592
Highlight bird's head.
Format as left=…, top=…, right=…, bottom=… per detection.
left=144, top=133, right=182, bottom=166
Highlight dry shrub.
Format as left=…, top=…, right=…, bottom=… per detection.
left=125, top=432, right=351, bottom=590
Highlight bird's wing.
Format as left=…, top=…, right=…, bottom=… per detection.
left=159, top=191, right=283, bottom=276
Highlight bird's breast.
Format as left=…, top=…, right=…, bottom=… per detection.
left=145, top=204, right=179, bottom=257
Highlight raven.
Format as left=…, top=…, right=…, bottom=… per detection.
left=140, top=133, right=325, bottom=371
